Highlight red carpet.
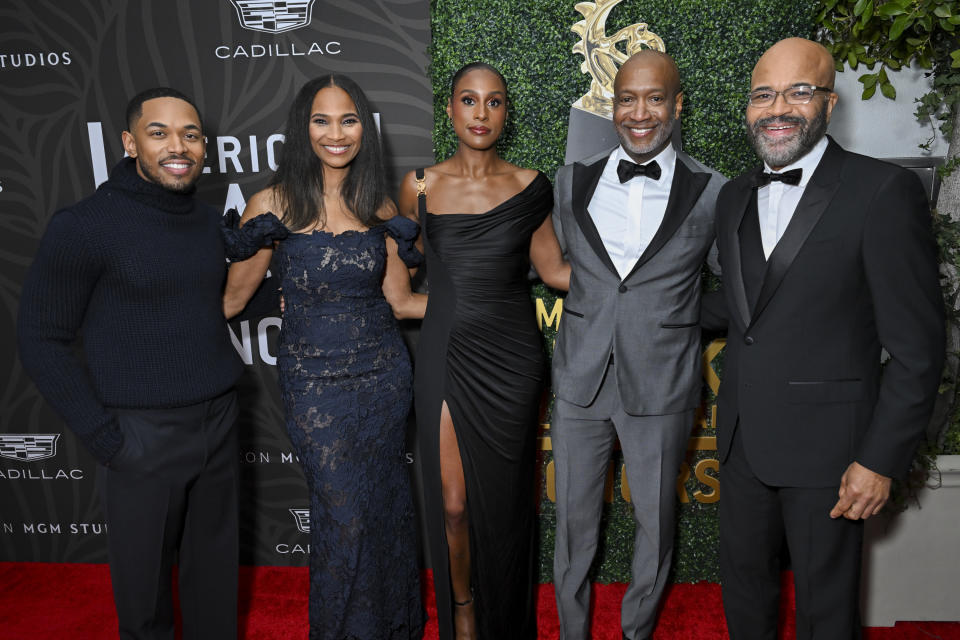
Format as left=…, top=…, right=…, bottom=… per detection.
left=0, top=563, right=957, bottom=639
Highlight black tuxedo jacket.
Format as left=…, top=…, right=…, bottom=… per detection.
left=709, top=138, right=944, bottom=487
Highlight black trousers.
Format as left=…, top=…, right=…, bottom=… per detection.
left=98, top=389, right=239, bottom=640
left=720, top=426, right=864, bottom=640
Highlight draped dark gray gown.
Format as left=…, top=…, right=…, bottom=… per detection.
left=413, top=171, right=552, bottom=639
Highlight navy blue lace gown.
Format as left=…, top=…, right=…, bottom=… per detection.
left=225, top=212, right=424, bottom=640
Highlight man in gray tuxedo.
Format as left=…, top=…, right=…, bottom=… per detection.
left=551, top=50, right=726, bottom=640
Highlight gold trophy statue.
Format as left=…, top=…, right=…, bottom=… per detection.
left=565, top=0, right=666, bottom=163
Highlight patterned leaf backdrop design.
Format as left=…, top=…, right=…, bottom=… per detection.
left=1, top=0, right=432, bottom=564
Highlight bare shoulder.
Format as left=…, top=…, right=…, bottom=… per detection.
left=428, top=159, right=459, bottom=183
left=399, top=169, right=419, bottom=194
left=399, top=167, right=432, bottom=195
left=398, top=169, right=427, bottom=217
left=240, top=186, right=282, bottom=224
left=501, top=162, right=540, bottom=187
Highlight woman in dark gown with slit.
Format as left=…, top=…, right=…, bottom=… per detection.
left=399, top=63, right=570, bottom=640
left=223, top=75, right=425, bottom=640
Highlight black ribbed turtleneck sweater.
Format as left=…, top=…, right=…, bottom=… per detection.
left=17, top=158, right=244, bottom=465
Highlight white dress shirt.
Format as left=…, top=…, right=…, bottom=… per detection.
left=757, top=136, right=829, bottom=259
left=588, top=144, right=677, bottom=279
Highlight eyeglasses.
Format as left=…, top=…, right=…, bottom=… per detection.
left=747, top=85, right=833, bottom=108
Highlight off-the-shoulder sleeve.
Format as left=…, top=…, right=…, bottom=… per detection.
left=383, top=216, right=423, bottom=268
left=220, top=208, right=290, bottom=260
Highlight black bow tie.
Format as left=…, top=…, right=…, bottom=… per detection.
left=753, top=168, right=802, bottom=188
left=617, top=159, right=662, bottom=183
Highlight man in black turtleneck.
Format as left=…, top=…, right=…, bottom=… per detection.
left=18, top=87, right=244, bottom=639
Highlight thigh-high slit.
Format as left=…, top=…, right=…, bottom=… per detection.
left=414, top=171, right=553, bottom=639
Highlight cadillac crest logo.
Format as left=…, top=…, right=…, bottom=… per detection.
left=0, top=434, right=60, bottom=462
left=289, top=508, right=310, bottom=533
left=229, top=0, right=317, bottom=34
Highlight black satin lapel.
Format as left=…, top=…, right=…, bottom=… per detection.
left=571, top=158, right=619, bottom=278
left=624, top=161, right=709, bottom=280
left=751, top=146, right=844, bottom=321
left=725, top=182, right=754, bottom=329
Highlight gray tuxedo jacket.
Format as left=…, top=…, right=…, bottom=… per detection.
left=552, top=146, right=726, bottom=415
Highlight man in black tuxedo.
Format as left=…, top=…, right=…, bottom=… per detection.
left=705, top=37, right=945, bottom=638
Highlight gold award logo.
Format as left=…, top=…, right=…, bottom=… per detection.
left=572, top=0, right=665, bottom=118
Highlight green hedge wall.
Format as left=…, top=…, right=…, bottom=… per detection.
left=429, top=0, right=818, bottom=582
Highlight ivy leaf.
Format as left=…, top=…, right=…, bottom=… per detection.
left=820, top=0, right=959, bottom=166
left=889, top=13, right=914, bottom=39
left=877, top=2, right=907, bottom=17
left=818, top=0, right=841, bottom=18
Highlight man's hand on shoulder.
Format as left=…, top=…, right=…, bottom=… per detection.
left=829, top=461, right=892, bottom=520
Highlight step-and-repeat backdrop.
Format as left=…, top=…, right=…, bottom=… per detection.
left=1, top=0, right=433, bottom=565
left=3, top=0, right=739, bottom=575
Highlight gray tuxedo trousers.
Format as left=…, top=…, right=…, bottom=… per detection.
left=551, top=147, right=726, bottom=639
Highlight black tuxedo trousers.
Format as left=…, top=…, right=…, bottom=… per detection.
left=721, top=426, right=864, bottom=639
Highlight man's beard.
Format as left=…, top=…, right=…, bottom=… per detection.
left=137, top=155, right=199, bottom=194
left=745, top=102, right=828, bottom=168
left=616, top=112, right=675, bottom=160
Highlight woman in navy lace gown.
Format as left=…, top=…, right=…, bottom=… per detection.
left=223, top=75, right=425, bottom=640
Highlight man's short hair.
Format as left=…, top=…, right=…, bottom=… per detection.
left=125, top=87, right=203, bottom=131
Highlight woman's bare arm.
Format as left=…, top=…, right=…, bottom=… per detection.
left=380, top=195, right=426, bottom=319
left=397, top=170, right=426, bottom=275
left=223, top=188, right=281, bottom=319
left=382, top=232, right=427, bottom=319
left=530, top=213, right=570, bottom=291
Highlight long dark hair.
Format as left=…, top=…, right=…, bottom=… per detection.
left=270, top=74, right=388, bottom=232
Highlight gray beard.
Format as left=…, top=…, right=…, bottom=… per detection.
left=745, top=103, right=828, bottom=168
left=616, top=114, right=675, bottom=161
